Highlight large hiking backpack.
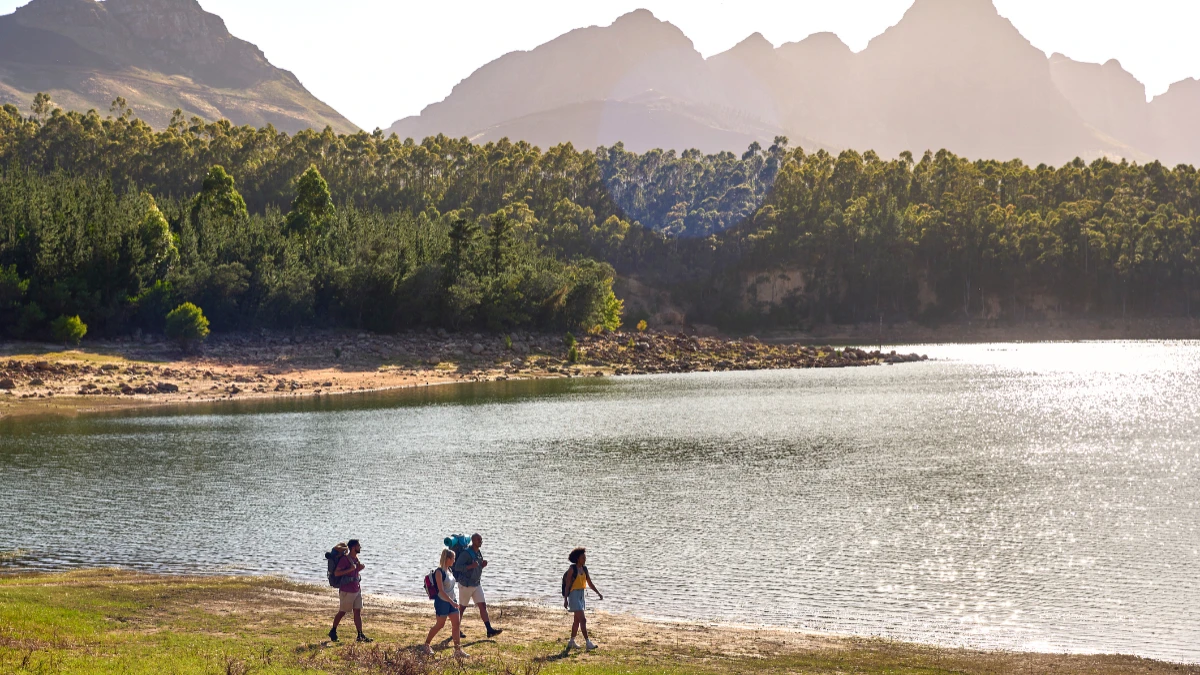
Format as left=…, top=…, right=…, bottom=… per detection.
left=444, top=534, right=470, bottom=556
left=325, top=547, right=346, bottom=588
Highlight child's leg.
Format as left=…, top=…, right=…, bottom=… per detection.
left=571, top=611, right=582, bottom=639
left=425, top=615, right=446, bottom=645
left=580, top=612, right=589, bottom=641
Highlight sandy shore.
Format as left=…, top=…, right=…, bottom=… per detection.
left=0, top=329, right=923, bottom=419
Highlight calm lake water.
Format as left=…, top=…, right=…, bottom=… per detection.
left=2, top=341, right=1198, bottom=663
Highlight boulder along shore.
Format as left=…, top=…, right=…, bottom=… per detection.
left=0, top=330, right=927, bottom=418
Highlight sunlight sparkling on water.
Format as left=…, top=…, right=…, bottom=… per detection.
left=1, top=341, right=1198, bottom=663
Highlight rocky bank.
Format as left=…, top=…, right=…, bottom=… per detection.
left=0, top=330, right=926, bottom=416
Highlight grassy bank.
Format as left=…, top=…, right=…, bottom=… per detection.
left=0, top=570, right=1190, bottom=674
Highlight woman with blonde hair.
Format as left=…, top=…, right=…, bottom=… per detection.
left=423, top=548, right=467, bottom=657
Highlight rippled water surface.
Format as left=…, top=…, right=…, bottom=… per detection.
left=2, top=342, right=1199, bottom=662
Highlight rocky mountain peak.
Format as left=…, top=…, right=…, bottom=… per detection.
left=0, top=0, right=355, bottom=133
left=777, top=32, right=853, bottom=65
left=106, top=0, right=237, bottom=67
left=905, top=0, right=1000, bottom=20
left=612, top=8, right=658, bottom=25
left=605, top=7, right=695, bottom=51
left=711, top=32, right=775, bottom=66
left=734, top=32, right=774, bottom=51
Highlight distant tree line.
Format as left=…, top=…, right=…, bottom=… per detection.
left=1, top=98, right=1198, bottom=339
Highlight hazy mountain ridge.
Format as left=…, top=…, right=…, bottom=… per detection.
left=389, top=0, right=1199, bottom=165
left=0, top=0, right=356, bottom=134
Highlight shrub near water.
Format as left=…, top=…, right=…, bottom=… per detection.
left=51, top=315, right=86, bottom=345
left=165, top=302, right=210, bottom=348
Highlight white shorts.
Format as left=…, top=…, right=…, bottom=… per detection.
left=339, top=591, right=362, bottom=612
left=458, top=585, right=486, bottom=607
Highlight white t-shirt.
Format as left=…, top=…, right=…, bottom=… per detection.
left=439, top=567, right=457, bottom=600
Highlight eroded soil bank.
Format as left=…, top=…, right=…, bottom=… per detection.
left=0, top=330, right=924, bottom=418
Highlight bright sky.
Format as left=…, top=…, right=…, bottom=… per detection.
left=2, top=0, right=1199, bottom=130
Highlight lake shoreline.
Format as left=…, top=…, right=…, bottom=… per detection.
left=765, top=316, right=1200, bottom=345
left=1, top=569, right=1192, bottom=674
left=0, top=329, right=925, bottom=419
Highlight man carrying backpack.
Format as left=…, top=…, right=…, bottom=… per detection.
left=329, top=539, right=373, bottom=643
left=452, top=533, right=503, bottom=638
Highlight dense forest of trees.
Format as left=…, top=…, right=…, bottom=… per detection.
left=2, top=99, right=1198, bottom=339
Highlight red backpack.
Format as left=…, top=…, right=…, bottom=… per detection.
left=423, top=568, right=442, bottom=600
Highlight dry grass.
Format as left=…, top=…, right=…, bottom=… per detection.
left=0, top=570, right=1194, bottom=675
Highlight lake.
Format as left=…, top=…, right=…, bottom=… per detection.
left=1, top=341, right=1198, bottom=663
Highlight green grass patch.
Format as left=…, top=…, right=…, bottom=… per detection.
left=0, top=571, right=1190, bottom=675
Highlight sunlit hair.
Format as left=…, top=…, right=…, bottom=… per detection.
left=440, top=548, right=456, bottom=568
left=568, top=547, right=586, bottom=564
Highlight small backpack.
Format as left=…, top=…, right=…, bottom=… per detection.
left=325, top=547, right=346, bottom=588
left=561, top=564, right=586, bottom=598
left=423, top=568, right=442, bottom=600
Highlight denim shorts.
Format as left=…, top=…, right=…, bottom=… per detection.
left=434, top=598, right=459, bottom=617
left=567, top=589, right=586, bottom=612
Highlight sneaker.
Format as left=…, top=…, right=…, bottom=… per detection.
left=454, top=648, right=470, bottom=658
left=356, top=634, right=374, bottom=643
left=585, top=639, right=598, bottom=651
left=327, top=629, right=338, bottom=643
left=421, top=644, right=434, bottom=656
left=567, top=639, right=579, bottom=651
left=459, top=631, right=467, bottom=639
left=486, top=627, right=503, bottom=638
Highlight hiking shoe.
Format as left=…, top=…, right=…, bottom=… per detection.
left=459, top=631, right=466, bottom=639
left=586, top=639, right=598, bottom=651
left=327, top=629, right=338, bottom=643
left=421, top=644, right=434, bottom=656
left=454, top=648, right=470, bottom=659
left=486, top=627, right=504, bottom=638
left=356, top=634, right=373, bottom=643
left=566, top=639, right=579, bottom=651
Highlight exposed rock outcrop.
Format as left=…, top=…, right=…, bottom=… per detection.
left=0, top=0, right=356, bottom=133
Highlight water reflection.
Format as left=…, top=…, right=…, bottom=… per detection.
left=1, top=342, right=1198, bottom=662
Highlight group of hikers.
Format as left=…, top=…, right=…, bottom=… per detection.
left=324, top=534, right=602, bottom=658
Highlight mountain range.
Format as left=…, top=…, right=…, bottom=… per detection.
left=0, top=0, right=355, bottom=134
left=2, top=0, right=1198, bottom=166
left=390, top=0, right=1200, bottom=166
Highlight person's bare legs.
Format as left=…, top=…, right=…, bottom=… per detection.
left=478, top=602, right=491, bottom=627
left=450, top=613, right=469, bottom=656
left=425, top=615, right=447, bottom=648
left=332, top=610, right=346, bottom=633
left=352, top=608, right=362, bottom=635
left=571, top=610, right=588, bottom=642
